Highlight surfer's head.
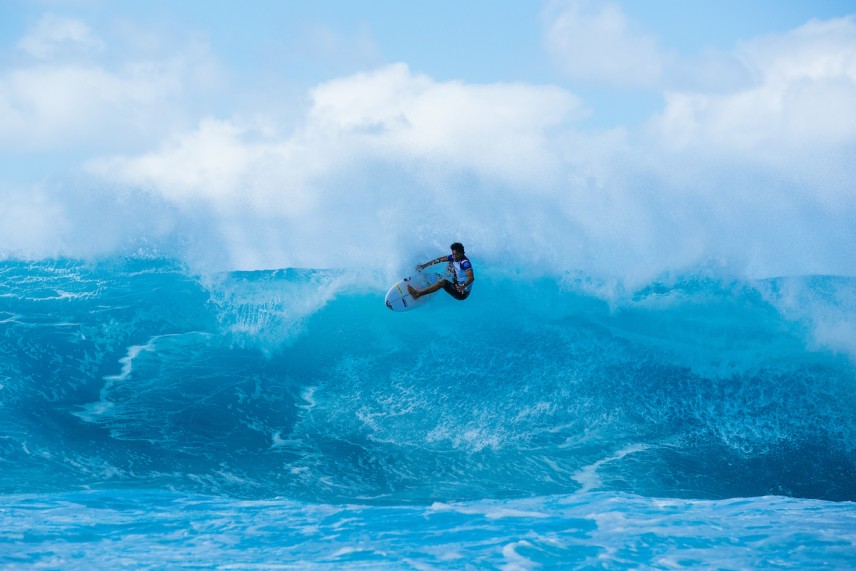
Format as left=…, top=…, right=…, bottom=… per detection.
left=450, top=242, right=465, bottom=254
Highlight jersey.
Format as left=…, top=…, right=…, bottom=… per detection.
left=446, top=254, right=473, bottom=291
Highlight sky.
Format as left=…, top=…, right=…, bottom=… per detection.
left=1, top=0, right=855, bottom=281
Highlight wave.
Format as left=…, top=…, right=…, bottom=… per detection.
left=0, top=258, right=854, bottom=504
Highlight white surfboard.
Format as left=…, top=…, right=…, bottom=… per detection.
left=385, top=272, right=443, bottom=312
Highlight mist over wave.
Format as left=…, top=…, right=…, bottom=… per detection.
left=3, top=62, right=854, bottom=283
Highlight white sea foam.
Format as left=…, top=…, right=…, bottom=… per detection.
left=74, top=332, right=209, bottom=423
left=571, top=444, right=650, bottom=494
left=104, top=342, right=156, bottom=382
left=73, top=341, right=155, bottom=423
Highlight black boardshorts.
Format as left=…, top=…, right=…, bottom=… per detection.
left=442, top=280, right=470, bottom=301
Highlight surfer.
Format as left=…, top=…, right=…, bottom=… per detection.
left=408, top=242, right=474, bottom=301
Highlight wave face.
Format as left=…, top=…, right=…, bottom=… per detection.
left=1, top=258, right=854, bottom=506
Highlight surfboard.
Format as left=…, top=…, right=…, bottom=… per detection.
left=385, top=272, right=443, bottom=312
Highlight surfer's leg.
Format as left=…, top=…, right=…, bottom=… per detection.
left=408, top=279, right=447, bottom=299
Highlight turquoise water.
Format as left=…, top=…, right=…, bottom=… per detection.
left=1, top=258, right=854, bottom=568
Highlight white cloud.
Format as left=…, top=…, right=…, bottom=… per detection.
left=17, top=13, right=104, bottom=59
left=307, top=63, right=586, bottom=185
left=543, top=0, right=666, bottom=88
left=0, top=41, right=219, bottom=152
left=90, top=119, right=256, bottom=203
left=745, top=17, right=856, bottom=84
left=650, top=17, right=856, bottom=155
left=86, top=118, right=318, bottom=219
left=1, top=64, right=169, bottom=150
left=542, top=9, right=856, bottom=279
left=89, top=63, right=587, bottom=201
left=82, top=64, right=588, bottom=269
left=541, top=0, right=754, bottom=94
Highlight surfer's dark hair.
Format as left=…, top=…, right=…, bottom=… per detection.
left=450, top=242, right=465, bottom=253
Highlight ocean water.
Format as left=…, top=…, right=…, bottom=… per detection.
left=1, top=258, right=855, bottom=569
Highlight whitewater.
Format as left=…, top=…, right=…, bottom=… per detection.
left=1, top=254, right=854, bottom=569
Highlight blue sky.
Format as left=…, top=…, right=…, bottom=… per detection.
left=4, top=2, right=849, bottom=104
left=1, top=1, right=855, bottom=279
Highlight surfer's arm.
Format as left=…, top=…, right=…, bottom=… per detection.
left=416, top=256, right=447, bottom=271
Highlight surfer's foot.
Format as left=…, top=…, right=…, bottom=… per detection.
left=407, top=285, right=421, bottom=298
